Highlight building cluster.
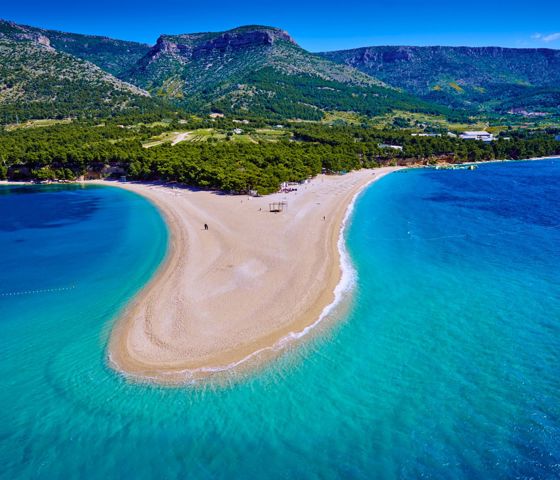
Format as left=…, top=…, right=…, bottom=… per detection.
left=459, top=131, right=494, bottom=142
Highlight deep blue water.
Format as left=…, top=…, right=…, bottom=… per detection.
left=1, top=160, right=559, bottom=479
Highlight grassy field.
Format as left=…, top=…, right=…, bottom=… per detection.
left=252, top=128, right=291, bottom=142
left=368, top=110, right=490, bottom=132
left=322, top=111, right=365, bottom=125
left=5, top=118, right=73, bottom=131
left=143, top=130, right=194, bottom=148
left=142, top=127, right=291, bottom=147
left=368, top=109, right=560, bottom=133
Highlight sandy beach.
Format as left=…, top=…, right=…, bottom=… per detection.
left=105, top=167, right=398, bottom=383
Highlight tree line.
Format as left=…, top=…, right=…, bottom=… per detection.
left=1, top=121, right=559, bottom=194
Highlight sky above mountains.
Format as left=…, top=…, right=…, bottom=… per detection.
left=3, top=0, right=560, bottom=51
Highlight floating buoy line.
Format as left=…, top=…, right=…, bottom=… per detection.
left=0, top=286, right=76, bottom=297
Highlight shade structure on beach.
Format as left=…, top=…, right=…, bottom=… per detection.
left=269, top=202, right=287, bottom=213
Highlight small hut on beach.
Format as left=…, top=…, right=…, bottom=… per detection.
left=269, top=202, right=287, bottom=213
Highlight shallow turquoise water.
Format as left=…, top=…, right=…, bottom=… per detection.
left=1, top=161, right=560, bottom=479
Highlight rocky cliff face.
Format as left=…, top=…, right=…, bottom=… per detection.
left=15, top=32, right=52, bottom=48
left=145, top=26, right=296, bottom=64
left=326, top=45, right=560, bottom=69
left=191, top=27, right=295, bottom=57
left=0, top=20, right=52, bottom=49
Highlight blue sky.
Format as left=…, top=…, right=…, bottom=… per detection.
left=3, top=0, right=560, bottom=51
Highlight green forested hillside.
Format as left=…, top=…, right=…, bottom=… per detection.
left=1, top=19, right=559, bottom=123
left=0, top=38, right=158, bottom=122
left=321, top=46, right=560, bottom=114
left=0, top=19, right=150, bottom=75
left=122, top=26, right=454, bottom=120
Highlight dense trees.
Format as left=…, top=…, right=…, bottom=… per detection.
left=1, top=121, right=559, bottom=194
left=203, top=68, right=468, bottom=122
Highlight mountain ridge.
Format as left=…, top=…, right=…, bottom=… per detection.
left=320, top=45, right=560, bottom=113
left=0, top=19, right=151, bottom=75
left=119, top=24, right=452, bottom=120
left=2, top=18, right=559, bottom=121
left=0, top=19, right=158, bottom=121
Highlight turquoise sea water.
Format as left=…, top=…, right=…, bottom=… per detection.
left=1, top=160, right=559, bottom=479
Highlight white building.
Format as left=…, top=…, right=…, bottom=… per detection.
left=460, top=131, right=494, bottom=142
left=379, top=143, right=403, bottom=151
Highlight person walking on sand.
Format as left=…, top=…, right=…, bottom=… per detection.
left=204, top=223, right=208, bottom=230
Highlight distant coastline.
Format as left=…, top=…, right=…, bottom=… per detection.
left=448, top=154, right=560, bottom=167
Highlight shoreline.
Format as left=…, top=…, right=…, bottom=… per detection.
left=2, top=156, right=556, bottom=386
left=0, top=154, right=557, bottom=187
left=104, top=168, right=399, bottom=384
left=448, top=155, right=559, bottom=167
